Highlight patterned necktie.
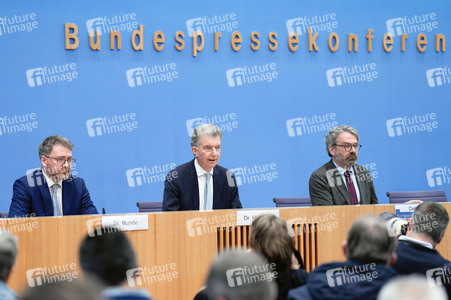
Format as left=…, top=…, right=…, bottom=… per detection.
left=204, top=173, right=213, bottom=210
left=52, top=184, right=61, bottom=216
left=344, top=171, right=359, bottom=205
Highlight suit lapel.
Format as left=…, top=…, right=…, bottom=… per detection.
left=62, top=177, right=73, bottom=215
left=327, top=160, right=351, bottom=205
left=37, top=173, right=54, bottom=216
left=212, top=168, right=221, bottom=209
left=188, top=160, right=200, bottom=210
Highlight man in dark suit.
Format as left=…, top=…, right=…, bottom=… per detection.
left=8, top=135, right=98, bottom=217
left=163, top=124, right=242, bottom=211
left=309, top=125, right=378, bottom=206
left=392, top=202, right=449, bottom=275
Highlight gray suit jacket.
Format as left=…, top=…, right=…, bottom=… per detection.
left=309, top=159, right=378, bottom=206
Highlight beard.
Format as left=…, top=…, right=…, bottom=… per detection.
left=334, top=151, right=358, bottom=169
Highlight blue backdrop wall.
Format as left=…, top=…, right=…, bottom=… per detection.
left=1, top=0, right=450, bottom=213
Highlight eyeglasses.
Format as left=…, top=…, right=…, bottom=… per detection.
left=45, top=156, right=76, bottom=166
left=334, top=144, right=362, bottom=151
left=199, top=146, right=221, bottom=153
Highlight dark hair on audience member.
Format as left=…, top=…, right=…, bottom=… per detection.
left=38, top=135, right=74, bottom=158
left=324, top=125, right=359, bottom=157
left=21, top=279, right=102, bottom=300
left=79, top=227, right=137, bottom=286
left=250, top=214, right=294, bottom=274
left=346, top=215, right=397, bottom=265
left=0, top=230, right=18, bottom=281
left=411, top=202, right=449, bottom=246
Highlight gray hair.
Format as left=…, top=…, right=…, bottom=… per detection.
left=38, top=135, right=74, bottom=158
left=206, top=250, right=277, bottom=300
left=377, top=275, right=447, bottom=300
left=190, top=124, right=222, bottom=148
left=411, top=202, right=449, bottom=246
left=325, top=125, right=359, bottom=157
left=0, top=230, right=18, bottom=281
left=346, top=215, right=397, bottom=265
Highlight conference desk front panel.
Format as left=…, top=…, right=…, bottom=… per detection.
left=4, top=204, right=451, bottom=299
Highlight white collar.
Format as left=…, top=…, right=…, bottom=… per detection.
left=194, top=159, right=213, bottom=177
left=42, top=169, right=63, bottom=188
left=399, top=235, right=434, bottom=250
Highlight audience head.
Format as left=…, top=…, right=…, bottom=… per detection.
left=79, top=227, right=137, bottom=287
left=205, top=250, right=277, bottom=300
left=21, top=279, right=102, bottom=300
left=344, top=215, right=398, bottom=265
left=0, top=229, right=18, bottom=283
left=408, top=202, right=449, bottom=247
left=250, top=214, right=294, bottom=274
left=377, top=275, right=447, bottom=300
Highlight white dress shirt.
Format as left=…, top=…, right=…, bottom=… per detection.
left=194, top=159, right=214, bottom=211
left=43, top=171, right=63, bottom=215
left=332, top=161, right=361, bottom=204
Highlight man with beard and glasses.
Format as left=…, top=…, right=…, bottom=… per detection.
left=8, top=135, right=98, bottom=217
left=308, top=125, right=378, bottom=206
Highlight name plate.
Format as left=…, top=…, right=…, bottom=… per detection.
left=395, top=204, right=420, bottom=219
left=102, top=215, right=149, bottom=231
left=236, top=210, right=279, bottom=226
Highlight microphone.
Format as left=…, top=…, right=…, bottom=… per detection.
left=102, top=208, right=106, bottom=215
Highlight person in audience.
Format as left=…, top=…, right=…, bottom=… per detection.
left=288, top=215, right=398, bottom=300
left=163, top=123, right=242, bottom=211
left=21, top=279, right=102, bottom=300
left=392, top=202, right=450, bottom=275
left=79, top=227, right=153, bottom=300
left=377, top=275, right=447, bottom=300
left=202, top=249, right=277, bottom=300
left=309, top=125, right=378, bottom=206
left=250, top=214, right=308, bottom=300
left=9, top=135, right=98, bottom=217
left=0, top=230, right=18, bottom=300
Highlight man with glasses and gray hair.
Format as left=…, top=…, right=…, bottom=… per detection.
left=309, top=125, right=378, bottom=206
left=8, top=135, right=98, bottom=217
left=163, top=124, right=242, bottom=211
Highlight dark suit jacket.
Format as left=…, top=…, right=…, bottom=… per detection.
left=8, top=169, right=98, bottom=217
left=162, top=159, right=242, bottom=211
left=392, top=239, right=450, bottom=275
left=309, top=159, right=378, bottom=206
